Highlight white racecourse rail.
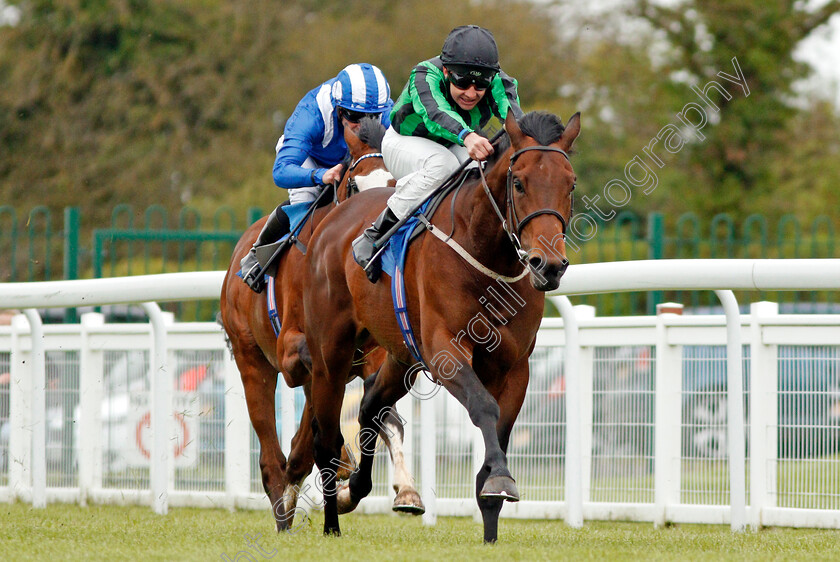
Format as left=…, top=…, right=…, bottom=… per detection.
left=1, top=259, right=839, bottom=532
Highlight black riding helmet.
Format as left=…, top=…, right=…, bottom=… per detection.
left=440, top=25, right=500, bottom=73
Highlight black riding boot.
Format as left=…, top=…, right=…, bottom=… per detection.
left=352, top=207, right=400, bottom=283
left=241, top=203, right=291, bottom=293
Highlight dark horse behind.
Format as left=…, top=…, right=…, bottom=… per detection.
left=220, top=119, right=423, bottom=532
left=302, top=110, right=580, bottom=542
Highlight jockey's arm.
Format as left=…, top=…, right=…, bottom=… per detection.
left=272, top=143, right=327, bottom=189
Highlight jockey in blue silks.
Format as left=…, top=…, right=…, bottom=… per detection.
left=241, top=63, right=393, bottom=292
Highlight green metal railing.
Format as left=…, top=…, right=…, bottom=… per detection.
left=1, top=205, right=64, bottom=284
left=1, top=204, right=262, bottom=321
left=1, top=205, right=837, bottom=320
left=565, top=211, right=838, bottom=316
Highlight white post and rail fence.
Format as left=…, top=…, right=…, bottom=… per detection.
left=1, top=259, right=839, bottom=531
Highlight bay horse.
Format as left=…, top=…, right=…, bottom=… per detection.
left=302, top=110, right=580, bottom=541
left=219, top=119, right=423, bottom=532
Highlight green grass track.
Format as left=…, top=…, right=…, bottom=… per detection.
left=2, top=503, right=838, bottom=561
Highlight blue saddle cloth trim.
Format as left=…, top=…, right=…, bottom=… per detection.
left=267, top=276, right=281, bottom=337
left=381, top=201, right=432, bottom=367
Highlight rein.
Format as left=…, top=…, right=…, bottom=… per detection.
left=421, top=144, right=572, bottom=284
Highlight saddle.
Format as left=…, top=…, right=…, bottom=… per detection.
left=375, top=164, right=480, bottom=267
left=373, top=128, right=505, bottom=260
left=248, top=181, right=342, bottom=281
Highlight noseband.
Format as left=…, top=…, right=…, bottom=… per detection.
left=479, top=145, right=573, bottom=259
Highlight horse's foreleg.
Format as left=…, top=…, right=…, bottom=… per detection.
left=239, top=362, right=289, bottom=531
left=441, top=368, right=515, bottom=493
left=341, top=358, right=419, bottom=513
left=427, top=337, right=519, bottom=516
left=310, top=381, right=347, bottom=535
left=310, top=350, right=353, bottom=536
left=475, top=359, right=529, bottom=543
left=379, top=405, right=424, bottom=514
left=277, top=388, right=317, bottom=531
left=346, top=359, right=423, bottom=514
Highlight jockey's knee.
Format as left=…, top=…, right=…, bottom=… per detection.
left=422, top=150, right=461, bottom=181
left=288, top=185, right=320, bottom=205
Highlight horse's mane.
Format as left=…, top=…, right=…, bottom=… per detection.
left=339, top=118, right=386, bottom=171
left=488, top=111, right=568, bottom=168
left=358, top=118, right=386, bottom=151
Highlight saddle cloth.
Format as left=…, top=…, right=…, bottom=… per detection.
left=259, top=200, right=431, bottom=356
left=380, top=200, right=433, bottom=367
left=377, top=167, right=480, bottom=366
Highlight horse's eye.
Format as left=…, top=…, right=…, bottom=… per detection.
left=513, top=178, right=525, bottom=193
left=571, top=183, right=576, bottom=193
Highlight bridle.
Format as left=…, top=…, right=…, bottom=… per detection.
left=344, top=152, right=385, bottom=197
left=478, top=145, right=574, bottom=259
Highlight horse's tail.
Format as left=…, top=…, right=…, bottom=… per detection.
left=216, top=311, right=234, bottom=357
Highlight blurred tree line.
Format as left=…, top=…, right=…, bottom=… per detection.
left=1, top=0, right=838, bottom=232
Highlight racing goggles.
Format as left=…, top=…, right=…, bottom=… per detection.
left=339, top=108, right=380, bottom=123
left=446, top=67, right=496, bottom=91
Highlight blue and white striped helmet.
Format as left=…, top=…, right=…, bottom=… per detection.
left=330, top=63, right=391, bottom=113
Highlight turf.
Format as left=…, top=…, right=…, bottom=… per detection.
left=2, top=503, right=839, bottom=561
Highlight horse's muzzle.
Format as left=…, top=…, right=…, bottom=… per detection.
left=528, top=256, right=568, bottom=291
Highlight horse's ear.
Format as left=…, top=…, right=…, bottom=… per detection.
left=504, top=109, right=524, bottom=148
left=558, top=112, right=581, bottom=151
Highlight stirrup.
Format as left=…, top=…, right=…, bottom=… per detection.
left=240, top=251, right=266, bottom=293
left=242, top=265, right=266, bottom=293
left=352, top=234, right=383, bottom=284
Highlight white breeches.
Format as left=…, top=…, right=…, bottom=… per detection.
left=381, top=126, right=471, bottom=219
left=288, top=185, right=321, bottom=205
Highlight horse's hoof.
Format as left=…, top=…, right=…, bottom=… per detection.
left=480, top=475, right=520, bottom=502
left=324, top=526, right=341, bottom=537
left=336, top=483, right=360, bottom=514
left=274, top=507, right=298, bottom=532
left=392, top=488, right=425, bottom=515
